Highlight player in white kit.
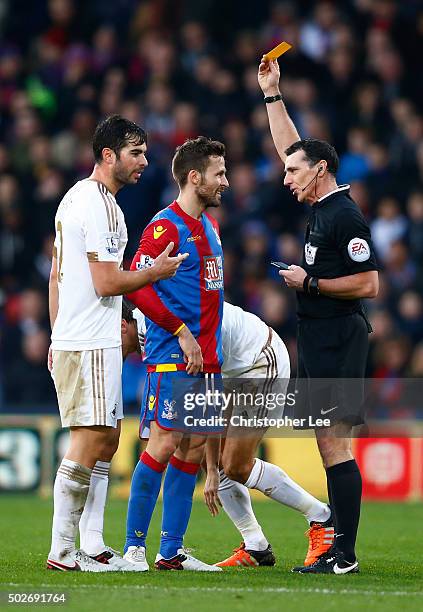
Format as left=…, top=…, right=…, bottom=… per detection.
left=134, top=302, right=334, bottom=569
left=47, top=115, right=187, bottom=572
left=207, top=302, right=334, bottom=568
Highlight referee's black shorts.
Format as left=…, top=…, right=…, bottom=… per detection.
left=294, top=312, right=369, bottom=429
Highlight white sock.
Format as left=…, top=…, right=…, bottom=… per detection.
left=218, top=470, right=269, bottom=551
left=49, top=459, right=92, bottom=559
left=244, top=459, right=331, bottom=524
left=79, top=461, right=110, bottom=556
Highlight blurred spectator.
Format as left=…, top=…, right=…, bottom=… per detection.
left=32, top=234, right=55, bottom=288
left=170, top=102, right=198, bottom=147
left=390, top=109, right=423, bottom=172
left=91, top=25, right=119, bottom=74
left=350, top=82, right=389, bottom=137
left=4, top=328, right=56, bottom=404
left=4, top=288, right=49, bottom=339
left=300, top=1, right=340, bottom=62
left=180, top=21, right=213, bottom=72
left=369, top=309, right=397, bottom=342
left=396, top=291, right=423, bottom=344
left=384, top=241, right=417, bottom=292
left=225, top=162, right=262, bottom=216
left=239, top=221, right=271, bottom=281
left=370, top=196, right=408, bottom=262
left=373, top=335, right=411, bottom=379
left=257, top=281, right=297, bottom=365
left=144, top=82, right=175, bottom=144
left=337, top=126, right=371, bottom=184
left=365, top=142, right=394, bottom=203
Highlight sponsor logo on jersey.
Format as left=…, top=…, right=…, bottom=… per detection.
left=305, top=242, right=318, bottom=265
left=136, top=254, right=155, bottom=269
left=161, top=399, right=178, bottom=420
left=347, top=237, right=370, bottom=262
left=153, top=225, right=167, bottom=239
left=187, top=234, right=201, bottom=242
left=105, top=235, right=119, bottom=254
left=203, top=255, right=224, bottom=290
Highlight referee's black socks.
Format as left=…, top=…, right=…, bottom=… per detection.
left=326, top=459, right=362, bottom=563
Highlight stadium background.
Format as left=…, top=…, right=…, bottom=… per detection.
left=0, top=0, right=422, bottom=500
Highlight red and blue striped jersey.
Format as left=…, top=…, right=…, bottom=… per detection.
left=127, top=201, right=224, bottom=373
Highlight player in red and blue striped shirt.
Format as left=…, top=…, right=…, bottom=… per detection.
left=129, top=197, right=224, bottom=374
left=124, top=137, right=228, bottom=571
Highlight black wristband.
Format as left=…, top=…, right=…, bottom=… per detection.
left=264, top=94, right=282, bottom=104
left=303, top=275, right=311, bottom=294
left=309, top=277, right=320, bottom=296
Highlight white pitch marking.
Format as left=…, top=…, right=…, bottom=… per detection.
left=4, top=583, right=423, bottom=598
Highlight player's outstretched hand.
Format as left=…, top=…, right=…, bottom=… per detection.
left=151, top=242, right=188, bottom=281
left=258, top=58, right=280, bottom=95
left=177, top=325, right=203, bottom=375
left=204, top=467, right=221, bottom=517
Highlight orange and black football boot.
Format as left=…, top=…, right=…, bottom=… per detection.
left=214, top=542, right=275, bottom=568
left=302, top=517, right=335, bottom=566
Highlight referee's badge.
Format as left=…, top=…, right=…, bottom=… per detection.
left=347, top=238, right=370, bottom=262
left=305, top=242, right=318, bottom=265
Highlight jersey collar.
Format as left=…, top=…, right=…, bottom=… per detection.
left=170, top=200, right=203, bottom=225
left=315, top=184, right=350, bottom=206
left=85, top=178, right=114, bottom=197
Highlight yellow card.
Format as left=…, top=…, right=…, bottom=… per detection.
left=263, top=41, right=292, bottom=61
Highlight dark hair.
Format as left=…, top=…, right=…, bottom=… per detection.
left=121, top=298, right=135, bottom=324
left=285, top=139, right=339, bottom=175
left=93, top=115, right=147, bottom=163
left=172, top=136, right=226, bottom=187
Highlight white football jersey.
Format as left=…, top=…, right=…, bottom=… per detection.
left=51, top=179, right=128, bottom=350
left=221, top=302, right=270, bottom=378
left=133, top=301, right=275, bottom=378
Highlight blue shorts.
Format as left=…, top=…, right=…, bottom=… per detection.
left=140, top=370, right=224, bottom=438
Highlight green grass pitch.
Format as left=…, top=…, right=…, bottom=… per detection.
left=1, top=496, right=422, bottom=611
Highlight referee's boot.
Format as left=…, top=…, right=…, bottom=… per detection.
left=302, top=515, right=335, bottom=566
left=292, top=548, right=359, bottom=574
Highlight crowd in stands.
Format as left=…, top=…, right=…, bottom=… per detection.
left=1, top=0, right=422, bottom=412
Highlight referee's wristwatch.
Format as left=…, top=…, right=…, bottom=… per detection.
left=303, top=275, right=320, bottom=296
left=309, top=277, right=320, bottom=296
left=264, top=93, right=282, bottom=104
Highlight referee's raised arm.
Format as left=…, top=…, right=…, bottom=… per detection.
left=257, top=58, right=300, bottom=162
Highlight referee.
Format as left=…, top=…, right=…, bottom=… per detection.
left=258, top=59, right=379, bottom=574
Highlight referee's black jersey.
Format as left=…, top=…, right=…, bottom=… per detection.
left=297, top=185, right=378, bottom=319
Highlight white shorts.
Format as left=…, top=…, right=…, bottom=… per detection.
left=225, top=329, right=290, bottom=422
left=52, top=347, right=123, bottom=428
